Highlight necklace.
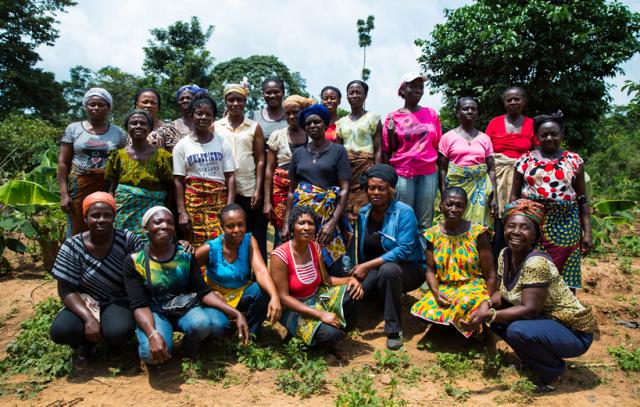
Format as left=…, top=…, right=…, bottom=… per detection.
left=307, top=141, right=329, bottom=163
left=456, top=127, right=478, bottom=145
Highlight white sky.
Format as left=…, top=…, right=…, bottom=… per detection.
left=37, top=0, right=640, bottom=115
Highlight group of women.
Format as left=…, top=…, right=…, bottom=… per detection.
left=51, top=72, right=595, bottom=390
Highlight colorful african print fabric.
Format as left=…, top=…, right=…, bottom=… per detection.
left=114, top=184, right=167, bottom=242
left=346, top=151, right=375, bottom=222
left=411, top=223, right=490, bottom=338
left=270, top=167, right=290, bottom=230
left=445, top=163, right=493, bottom=227
left=67, top=169, right=106, bottom=236
left=184, top=176, right=228, bottom=246
left=281, top=285, right=347, bottom=345
left=292, top=182, right=353, bottom=267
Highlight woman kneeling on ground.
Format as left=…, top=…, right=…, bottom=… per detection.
left=411, top=187, right=496, bottom=338
left=195, top=204, right=282, bottom=335
left=49, top=192, right=142, bottom=368
left=124, top=206, right=249, bottom=366
left=270, top=206, right=363, bottom=354
left=461, top=199, right=595, bottom=391
left=351, top=164, right=425, bottom=350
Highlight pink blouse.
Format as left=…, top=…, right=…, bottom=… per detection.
left=439, top=130, right=493, bottom=166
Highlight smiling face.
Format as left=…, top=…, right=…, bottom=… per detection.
left=85, top=203, right=115, bottom=235
left=503, top=89, right=526, bottom=116
left=321, top=89, right=340, bottom=113
left=439, top=193, right=467, bottom=221
left=292, top=213, right=316, bottom=243
left=136, top=91, right=159, bottom=119
left=127, top=113, right=152, bottom=141
left=536, top=121, right=563, bottom=154
left=145, top=210, right=175, bottom=244
left=225, top=92, right=246, bottom=117
left=346, top=83, right=367, bottom=109
left=504, top=214, right=537, bottom=251
left=191, top=103, right=215, bottom=133
left=263, top=81, right=284, bottom=108
left=221, top=209, right=246, bottom=246
left=366, top=177, right=392, bottom=208
left=456, top=99, right=479, bottom=125
left=284, top=104, right=302, bottom=129
left=85, top=96, right=111, bottom=120
left=178, top=90, right=194, bottom=114
left=304, top=114, right=327, bottom=141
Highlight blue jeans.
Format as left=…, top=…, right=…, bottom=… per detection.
left=136, top=306, right=228, bottom=364
left=395, top=172, right=438, bottom=234
left=492, top=318, right=593, bottom=384
left=237, top=281, right=270, bottom=334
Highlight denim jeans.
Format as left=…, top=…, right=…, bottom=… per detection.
left=136, top=306, right=228, bottom=363
left=492, top=318, right=593, bottom=384
left=236, top=281, right=270, bottom=334
left=395, top=172, right=438, bottom=234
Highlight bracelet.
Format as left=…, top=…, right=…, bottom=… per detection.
left=485, top=308, right=497, bottom=327
left=148, top=329, right=159, bottom=340
left=484, top=299, right=493, bottom=309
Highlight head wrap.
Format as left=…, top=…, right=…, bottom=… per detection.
left=360, top=164, right=398, bottom=189
left=175, top=84, right=204, bottom=102
left=283, top=95, right=315, bottom=109
left=142, top=206, right=173, bottom=227
left=223, top=83, right=249, bottom=99
left=83, top=87, right=113, bottom=108
left=298, top=104, right=331, bottom=128
left=82, top=192, right=116, bottom=217
left=503, top=199, right=545, bottom=228
left=533, top=111, right=564, bottom=135
left=398, top=71, right=426, bottom=97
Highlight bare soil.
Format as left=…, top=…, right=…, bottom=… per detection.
left=0, top=255, right=638, bottom=406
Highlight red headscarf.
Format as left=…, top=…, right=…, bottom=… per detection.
left=82, top=192, right=116, bottom=217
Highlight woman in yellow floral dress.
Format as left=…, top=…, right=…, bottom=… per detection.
left=411, top=187, right=496, bottom=337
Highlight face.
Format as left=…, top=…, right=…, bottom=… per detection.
left=536, top=122, right=563, bottom=154
left=504, top=215, right=536, bottom=251
left=263, top=82, right=284, bottom=108
left=221, top=210, right=246, bottom=244
left=85, top=97, right=110, bottom=120
left=85, top=203, right=114, bottom=235
left=127, top=113, right=151, bottom=141
left=346, top=83, right=367, bottom=109
left=192, top=103, right=215, bottom=132
left=503, top=89, right=526, bottom=115
left=366, top=177, right=392, bottom=208
left=304, top=114, right=327, bottom=140
left=136, top=91, right=159, bottom=118
left=145, top=211, right=175, bottom=244
left=439, top=194, right=467, bottom=221
left=225, top=92, right=246, bottom=116
left=401, top=79, right=424, bottom=104
left=284, top=104, right=302, bottom=128
left=456, top=100, right=479, bottom=124
left=292, top=213, right=316, bottom=242
left=178, top=90, right=194, bottom=113
left=321, top=89, right=340, bottom=113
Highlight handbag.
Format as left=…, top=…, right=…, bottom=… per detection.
left=143, top=245, right=199, bottom=317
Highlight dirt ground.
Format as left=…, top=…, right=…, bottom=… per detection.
left=0, top=255, right=638, bottom=406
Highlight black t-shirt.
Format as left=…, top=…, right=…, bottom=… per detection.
left=289, top=142, right=351, bottom=190
left=363, top=216, right=385, bottom=262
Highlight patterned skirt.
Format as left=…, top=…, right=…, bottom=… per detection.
left=67, top=169, right=106, bottom=236
left=292, top=182, right=353, bottom=267
left=281, top=285, right=347, bottom=345
left=270, top=167, right=290, bottom=230
left=184, top=176, right=228, bottom=246
left=347, top=151, right=375, bottom=223
left=446, top=163, right=493, bottom=227
left=411, top=278, right=489, bottom=338
left=115, top=183, right=166, bottom=242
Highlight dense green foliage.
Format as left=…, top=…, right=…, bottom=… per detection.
left=416, top=0, right=640, bottom=153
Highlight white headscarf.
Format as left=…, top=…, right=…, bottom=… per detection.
left=142, top=206, right=172, bottom=228
left=83, top=87, right=113, bottom=108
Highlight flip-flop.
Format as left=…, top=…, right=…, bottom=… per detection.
left=615, top=320, right=639, bottom=329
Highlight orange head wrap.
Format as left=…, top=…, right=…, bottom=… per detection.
left=82, top=192, right=116, bottom=217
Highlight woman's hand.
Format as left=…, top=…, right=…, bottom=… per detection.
left=319, top=311, right=341, bottom=328
left=236, top=313, right=250, bottom=346
left=435, top=292, right=452, bottom=308
left=345, top=277, right=364, bottom=300
left=251, top=190, right=262, bottom=210
left=149, top=332, right=171, bottom=364
left=350, top=264, right=370, bottom=281
left=84, top=317, right=102, bottom=342
left=178, top=211, right=192, bottom=239
left=459, top=307, right=492, bottom=332
left=178, top=240, right=195, bottom=254
left=317, top=220, right=336, bottom=246
left=279, top=228, right=290, bottom=243
left=489, top=194, right=499, bottom=219
left=581, top=232, right=593, bottom=256
left=60, top=193, right=73, bottom=214
left=263, top=200, right=273, bottom=216
left=267, top=297, right=282, bottom=325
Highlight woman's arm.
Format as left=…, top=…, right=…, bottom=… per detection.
left=281, top=180, right=297, bottom=242
left=199, top=292, right=249, bottom=344
left=477, top=232, right=497, bottom=295
left=373, top=120, right=383, bottom=164
left=486, top=155, right=499, bottom=218
left=574, top=165, right=593, bottom=255
left=317, top=178, right=349, bottom=246
left=509, top=171, right=524, bottom=203
left=424, top=246, right=451, bottom=307
left=251, top=125, right=266, bottom=210
left=437, top=153, right=448, bottom=196
left=263, top=149, right=277, bottom=215
left=57, top=143, right=74, bottom=213
left=224, top=171, right=236, bottom=205
left=174, top=175, right=191, bottom=241
left=194, top=243, right=210, bottom=267
left=249, top=237, right=282, bottom=324
left=57, top=280, right=101, bottom=342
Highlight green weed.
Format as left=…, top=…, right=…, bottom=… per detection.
left=180, top=359, right=204, bottom=384
left=373, top=349, right=410, bottom=372
left=608, top=346, right=640, bottom=372
left=620, top=256, right=634, bottom=275
left=443, top=382, right=470, bottom=402
left=334, top=366, right=406, bottom=407
left=275, top=357, right=327, bottom=398
left=237, top=341, right=285, bottom=371
left=434, top=352, right=474, bottom=377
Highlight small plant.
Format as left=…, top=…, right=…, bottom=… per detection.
left=482, top=349, right=509, bottom=377
left=510, top=377, right=536, bottom=395
left=373, top=349, right=410, bottom=372
left=276, top=357, right=327, bottom=398
left=334, top=367, right=380, bottom=406
left=618, top=235, right=640, bottom=257
left=619, top=257, right=634, bottom=275
left=237, top=340, right=285, bottom=371
left=443, top=382, right=470, bottom=402
left=435, top=352, right=474, bottom=377
left=608, top=346, right=640, bottom=372
left=180, top=359, right=204, bottom=384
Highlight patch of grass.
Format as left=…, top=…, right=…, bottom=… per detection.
left=608, top=346, right=640, bottom=372
left=180, top=359, right=204, bottom=384
left=373, top=349, right=410, bottom=373
left=618, top=235, right=640, bottom=257
left=275, top=356, right=327, bottom=398
left=443, top=382, right=470, bottom=402
left=334, top=366, right=406, bottom=407
left=493, top=378, right=535, bottom=405
left=434, top=352, right=474, bottom=378
left=482, top=349, right=509, bottom=377
left=510, top=377, right=536, bottom=395
left=237, top=340, right=285, bottom=371
left=619, top=256, right=634, bottom=275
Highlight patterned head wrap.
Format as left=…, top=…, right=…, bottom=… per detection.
left=142, top=206, right=173, bottom=227
left=298, top=104, right=331, bottom=128
left=283, top=95, right=315, bottom=109
left=360, top=164, right=398, bottom=188
left=503, top=199, right=545, bottom=228
left=223, top=83, right=249, bottom=99
left=175, top=84, right=204, bottom=102
left=82, top=192, right=116, bottom=217
left=83, top=87, right=113, bottom=108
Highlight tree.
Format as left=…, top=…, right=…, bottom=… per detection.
left=209, top=55, right=308, bottom=113
left=416, top=0, right=640, bottom=153
left=357, top=15, right=375, bottom=82
left=142, top=16, right=215, bottom=120
left=0, top=0, right=75, bottom=122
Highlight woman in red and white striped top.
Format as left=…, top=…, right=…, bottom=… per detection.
left=270, top=206, right=363, bottom=351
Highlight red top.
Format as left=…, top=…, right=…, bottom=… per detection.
left=325, top=123, right=337, bottom=142
left=272, top=241, right=321, bottom=299
left=485, top=115, right=537, bottom=159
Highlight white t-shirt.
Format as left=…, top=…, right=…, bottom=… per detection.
left=172, top=133, right=236, bottom=183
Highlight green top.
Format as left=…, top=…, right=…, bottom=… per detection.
left=105, top=148, right=173, bottom=191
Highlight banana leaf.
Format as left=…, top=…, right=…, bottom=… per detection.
left=0, top=180, right=60, bottom=206
left=592, top=200, right=636, bottom=215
